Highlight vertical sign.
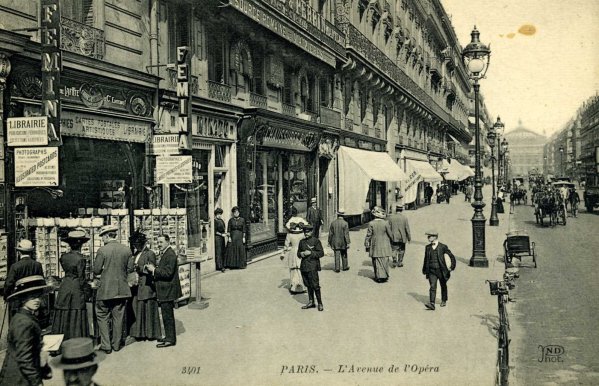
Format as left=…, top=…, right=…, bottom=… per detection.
left=177, top=46, right=192, bottom=151
left=41, top=0, right=62, bottom=145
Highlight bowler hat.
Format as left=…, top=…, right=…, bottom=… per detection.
left=425, top=230, right=439, bottom=237
left=129, top=230, right=147, bottom=244
left=63, top=228, right=90, bottom=244
left=16, top=239, right=35, bottom=253
left=302, top=223, right=314, bottom=232
left=51, top=337, right=105, bottom=370
left=98, top=224, right=118, bottom=236
left=395, top=204, right=404, bottom=212
left=6, top=275, right=49, bottom=301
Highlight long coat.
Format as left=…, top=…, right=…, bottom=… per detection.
left=54, top=251, right=87, bottom=310
left=0, top=309, right=43, bottom=386
left=3, top=256, right=44, bottom=300
left=422, top=242, right=457, bottom=281
left=154, top=246, right=182, bottom=302
left=133, top=249, right=157, bottom=301
left=387, top=213, right=411, bottom=244
left=297, top=236, right=324, bottom=272
left=93, top=239, right=133, bottom=301
left=364, top=218, right=393, bottom=258
left=328, top=217, right=350, bottom=250
left=306, top=207, right=323, bottom=233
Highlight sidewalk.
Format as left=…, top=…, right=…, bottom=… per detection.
left=45, top=186, right=510, bottom=386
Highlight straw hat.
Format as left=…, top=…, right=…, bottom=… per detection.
left=98, top=224, right=118, bottom=236
left=286, top=217, right=309, bottom=233
left=6, top=275, right=49, bottom=301
left=51, top=337, right=106, bottom=370
left=371, top=206, right=386, bottom=219
left=16, top=239, right=35, bottom=253
left=63, top=228, right=90, bottom=244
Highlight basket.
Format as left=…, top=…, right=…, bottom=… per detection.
left=487, top=280, right=507, bottom=296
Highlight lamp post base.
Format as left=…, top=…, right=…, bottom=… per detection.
left=490, top=198, right=499, bottom=226
left=469, top=216, right=488, bottom=267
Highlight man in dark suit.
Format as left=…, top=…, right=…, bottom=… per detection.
left=298, top=224, right=325, bottom=311
left=422, top=230, right=456, bottom=310
left=3, top=239, right=44, bottom=302
left=387, top=204, right=411, bottom=268
left=328, top=210, right=350, bottom=272
left=146, top=234, right=182, bottom=348
left=93, top=225, right=134, bottom=354
left=306, top=197, right=323, bottom=238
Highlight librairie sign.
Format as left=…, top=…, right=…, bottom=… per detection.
left=151, top=134, right=180, bottom=156
left=7, top=117, right=49, bottom=146
left=155, top=156, right=192, bottom=184
left=15, top=147, right=59, bottom=187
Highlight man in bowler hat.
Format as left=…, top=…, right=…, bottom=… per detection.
left=298, top=224, right=325, bottom=311
left=328, top=210, right=350, bottom=272
left=422, top=230, right=456, bottom=310
left=306, top=198, right=323, bottom=238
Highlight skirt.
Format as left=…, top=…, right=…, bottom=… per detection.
left=372, top=257, right=390, bottom=281
left=51, top=309, right=89, bottom=340
left=289, top=268, right=306, bottom=293
left=129, top=296, right=161, bottom=340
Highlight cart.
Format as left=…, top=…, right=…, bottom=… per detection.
left=503, top=230, right=537, bottom=268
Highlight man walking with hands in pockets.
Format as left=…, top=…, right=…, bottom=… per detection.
left=422, top=230, right=456, bottom=310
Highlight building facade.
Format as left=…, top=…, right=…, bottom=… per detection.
left=503, top=120, right=545, bottom=179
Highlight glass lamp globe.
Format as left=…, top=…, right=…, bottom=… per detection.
left=467, top=58, right=485, bottom=75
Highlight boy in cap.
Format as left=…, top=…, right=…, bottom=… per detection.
left=422, top=230, right=456, bottom=310
left=298, top=224, right=325, bottom=311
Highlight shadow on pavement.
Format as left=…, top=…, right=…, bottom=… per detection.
left=278, top=278, right=291, bottom=290
left=470, top=313, right=499, bottom=338
left=357, top=269, right=375, bottom=281
left=361, top=260, right=373, bottom=267
left=322, top=263, right=336, bottom=271
left=291, top=292, right=309, bottom=304
left=454, top=255, right=470, bottom=265
left=407, top=292, right=429, bottom=306
left=175, top=320, right=186, bottom=336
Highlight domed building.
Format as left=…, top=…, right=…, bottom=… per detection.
left=503, top=120, right=546, bottom=179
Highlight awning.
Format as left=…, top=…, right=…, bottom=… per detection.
left=446, top=133, right=461, bottom=143
left=440, top=159, right=470, bottom=181
left=338, top=146, right=406, bottom=215
left=406, top=160, right=443, bottom=182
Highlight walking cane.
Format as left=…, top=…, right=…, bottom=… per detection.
left=0, top=304, right=8, bottom=339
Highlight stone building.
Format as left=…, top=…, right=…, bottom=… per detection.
left=503, top=120, right=545, bottom=179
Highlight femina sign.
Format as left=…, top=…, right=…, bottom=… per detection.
left=177, top=46, right=192, bottom=151
left=41, top=0, right=62, bottom=145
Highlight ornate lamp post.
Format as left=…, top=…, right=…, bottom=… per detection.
left=500, top=138, right=508, bottom=186
left=487, top=117, right=503, bottom=226
left=463, top=26, right=491, bottom=267
left=559, top=146, right=564, bottom=177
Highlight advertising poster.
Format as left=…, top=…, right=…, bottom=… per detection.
left=15, top=147, right=59, bottom=187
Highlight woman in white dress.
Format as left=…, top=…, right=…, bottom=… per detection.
left=281, top=217, right=309, bottom=293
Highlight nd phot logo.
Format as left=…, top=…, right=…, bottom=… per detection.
left=538, top=345, right=565, bottom=363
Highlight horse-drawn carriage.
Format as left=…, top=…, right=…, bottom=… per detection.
left=534, top=189, right=566, bottom=226
left=510, top=186, right=527, bottom=205
left=504, top=230, right=537, bottom=268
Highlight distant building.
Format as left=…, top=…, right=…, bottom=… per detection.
left=503, top=120, right=546, bottom=178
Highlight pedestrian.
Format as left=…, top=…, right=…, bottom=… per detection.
left=214, top=208, right=226, bottom=272
left=497, top=188, right=505, bottom=213
left=306, top=198, right=323, bottom=238
left=0, top=275, right=52, bottom=386
left=127, top=231, right=161, bottom=342
left=3, top=239, right=44, bottom=304
left=145, top=234, right=182, bottom=348
left=422, top=230, right=456, bottom=310
left=281, top=218, right=308, bottom=294
left=465, top=183, right=473, bottom=202
left=225, top=206, right=247, bottom=269
left=445, top=184, right=451, bottom=204
left=93, top=224, right=133, bottom=354
left=328, top=210, right=350, bottom=273
left=52, top=228, right=91, bottom=340
left=298, top=224, right=325, bottom=311
left=364, top=206, right=393, bottom=283
left=425, top=184, right=433, bottom=204
left=387, top=204, right=411, bottom=268
left=50, top=337, right=105, bottom=386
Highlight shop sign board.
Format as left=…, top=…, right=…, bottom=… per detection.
left=155, top=156, right=192, bottom=184
left=151, top=134, right=180, bottom=156
left=41, top=0, right=62, bottom=145
left=7, top=117, right=49, bottom=146
left=61, top=111, right=150, bottom=143
left=15, top=147, right=59, bottom=187
left=177, top=46, right=192, bottom=151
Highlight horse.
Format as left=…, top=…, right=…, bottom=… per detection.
left=510, top=187, right=528, bottom=205
left=535, top=191, right=558, bottom=226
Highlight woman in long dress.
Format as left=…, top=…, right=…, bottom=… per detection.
left=281, top=218, right=308, bottom=293
left=214, top=208, right=227, bottom=272
left=225, top=206, right=247, bottom=269
left=52, top=228, right=90, bottom=340
left=128, top=231, right=161, bottom=341
left=364, top=206, right=393, bottom=283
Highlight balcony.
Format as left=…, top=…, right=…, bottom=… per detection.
left=60, top=17, right=105, bottom=59
left=282, top=103, right=296, bottom=117
left=320, top=106, right=341, bottom=129
left=249, top=92, right=267, bottom=109
left=207, top=80, right=232, bottom=103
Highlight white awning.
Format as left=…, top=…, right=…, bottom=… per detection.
left=338, top=146, right=406, bottom=215
left=406, top=159, right=443, bottom=182
left=440, top=159, right=470, bottom=181
left=447, top=133, right=461, bottom=143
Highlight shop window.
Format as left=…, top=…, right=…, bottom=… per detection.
left=62, top=0, right=94, bottom=25
left=319, top=75, right=333, bottom=108
left=283, top=64, right=294, bottom=105
left=168, top=4, right=190, bottom=65
left=248, top=151, right=278, bottom=243
left=282, top=153, right=309, bottom=225
left=215, top=145, right=226, bottom=168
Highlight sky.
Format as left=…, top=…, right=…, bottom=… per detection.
left=441, top=0, right=599, bottom=137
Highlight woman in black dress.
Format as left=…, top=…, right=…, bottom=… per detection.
left=51, top=228, right=90, bottom=340
left=128, top=231, right=161, bottom=341
left=214, top=208, right=226, bottom=272
left=225, top=206, right=247, bottom=269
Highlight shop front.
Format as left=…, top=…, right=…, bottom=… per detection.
left=238, top=111, right=324, bottom=258
left=404, top=159, right=443, bottom=208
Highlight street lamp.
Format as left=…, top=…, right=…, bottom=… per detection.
left=487, top=117, right=503, bottom=226
left=559, top=146, right=564, bottom=177
left=500, top=138, right=508, bottom=186
left=463, top=26, right=491, bottom=267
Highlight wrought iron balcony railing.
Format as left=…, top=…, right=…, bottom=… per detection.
left=249, top=92, right=267, bottom=109
left=320, top=106, right=341, bottom=129
left=60, top=17, right=105, bottom=60
left=207, top=80, right=232, bottom=103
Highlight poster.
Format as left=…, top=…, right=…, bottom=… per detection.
left=14, top=147, right=59, bottom=187
left=155, top=156, right=193, bottom=184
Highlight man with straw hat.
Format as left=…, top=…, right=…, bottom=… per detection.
left=306, top=197, right=323, bottom=238
left=0, top=275, right=52, bottom=385
left=51, top=337, right=105, bottom=386
left=387, top=204, right=411, bottom=268
left=364, top=206, right=393, bottom=283
left=3, top=239, right=44, bottom=303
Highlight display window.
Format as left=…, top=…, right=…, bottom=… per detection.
left=248, top=151, right=278, bottom=242
left=282, top=153, right=309, bottom=225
